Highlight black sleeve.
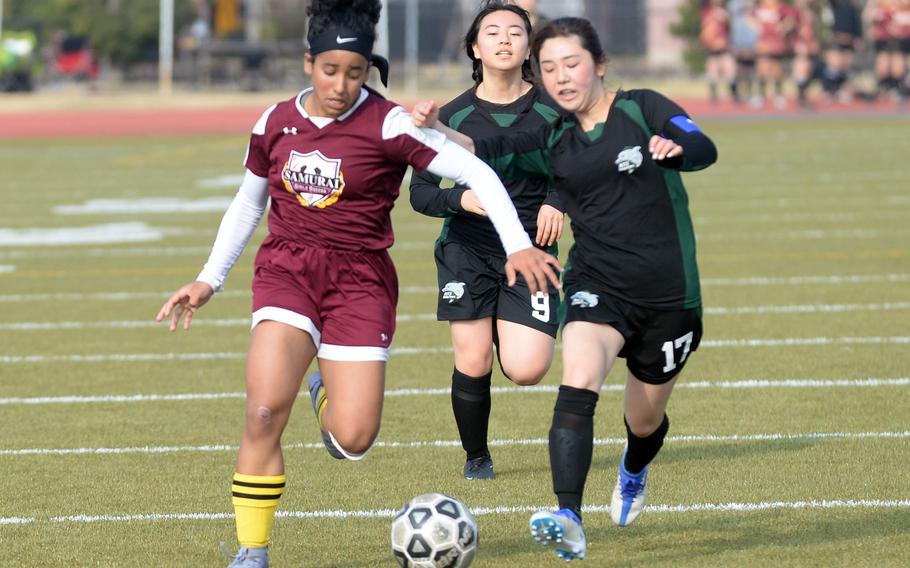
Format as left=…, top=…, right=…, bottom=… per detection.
left=408, top=168, right=466, bottom=217
left=542, top=190, right=564, bottom=212
left=658, top=117, right=718, bottom=172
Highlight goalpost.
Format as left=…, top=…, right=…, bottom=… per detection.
left=158, top=0, right=174, bottom=94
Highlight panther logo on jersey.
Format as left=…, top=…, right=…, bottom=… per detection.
left=570, top=291, right=599, bottom=308
left=615, top=145, right=643, bottom=174
left=281, top=150, right=345, bottom=208
left=441, top=281, right=466, bottom=303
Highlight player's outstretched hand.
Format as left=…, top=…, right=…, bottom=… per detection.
left=535, top=204, right=564, bottom=247
left=460, top=190, right=487, bottom=216
left=505, top=247, right=562, bottom=295
left=411, top=100, right=440, bottom=128
left=155, top=281, right=214, bottom=331
left=649, top=135, right=683, bottom=162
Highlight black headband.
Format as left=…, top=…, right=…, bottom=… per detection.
left=308, top=28, right=390, bottom=87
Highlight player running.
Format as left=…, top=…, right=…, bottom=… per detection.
left=155, top=1, right=560, bottom=566
left=413, top=16, right=718, bottom=562
left=409, top=0, right=565, bottom=482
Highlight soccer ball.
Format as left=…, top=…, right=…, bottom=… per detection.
left=390, top=492, right=478, bottom=568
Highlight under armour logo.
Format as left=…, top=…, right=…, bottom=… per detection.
left=283, top=127, right=298, bottom=135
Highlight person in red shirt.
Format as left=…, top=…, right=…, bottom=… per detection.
left=792, top=0, right=823, bottom=106
left=155, top=1, right=561, bottom=566
left=887, top=0, right=910, bottom=101
left=754, top=0, right=799, bottom=108
left=700, top=0, right=738, bottom=102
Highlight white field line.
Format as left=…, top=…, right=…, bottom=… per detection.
left=2, top=273, right=909, bottom=304
left=3, top=336, right=910, bottom=364
left=1, top=430, right=907, bottom=458
left=2, top=498, right=908, bottom=526
left=1, top=377, right=906, bottom=407
left=0, top=265, right=14, bottom=273
left=3, top=301, right=909, bottom=332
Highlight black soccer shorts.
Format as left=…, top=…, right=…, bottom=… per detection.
left=434, top=239, right=559, bottom=337
left=561, top=282, right=703, bottom=384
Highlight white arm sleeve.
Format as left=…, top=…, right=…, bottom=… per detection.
left=425, top=139, right=533, bottom=256
left=195, top=170, right=269, bottom=292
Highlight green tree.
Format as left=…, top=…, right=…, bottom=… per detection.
left=669, top=0, right=706, bottom=74
left=5, top=0, right=195, bottom=67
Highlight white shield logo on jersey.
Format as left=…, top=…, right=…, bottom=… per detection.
left=570, top=291, right=599, bottom=308
left=442, top=281, right=466, bottom=304
left=615, top=145, right=643, bottom=174
left=281, top=150, right=345, bottom=208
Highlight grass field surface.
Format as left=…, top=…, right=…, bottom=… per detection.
left=0, top=114, right=908, bottom=567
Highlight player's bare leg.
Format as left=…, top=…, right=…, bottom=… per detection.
left=496, top=319, right=555, bottom=386
left=315, top=358, right=386, bottom=459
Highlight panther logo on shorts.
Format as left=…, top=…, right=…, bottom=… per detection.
left=441, top=281, right=466, bottom=304
left=570, top=291, right=599, bottom=308
left=615, top=145, right=643, bottom=174
left=281, top=150, right=345, bottom=208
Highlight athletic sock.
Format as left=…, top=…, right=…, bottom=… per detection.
left=232, top=472, right=286, bottom=548
left=623, top=414, right=670, bottom=474
left=451, top=368, right=493, bottom=460
left=550, top=385, right=599, bottom=520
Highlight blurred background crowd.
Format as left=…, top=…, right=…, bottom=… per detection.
left=0, top=0, right=906, bottom=109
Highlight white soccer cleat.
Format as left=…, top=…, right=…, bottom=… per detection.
left=611, top=458, right=648, bottom=527
left=529, top=508, right=586, bottom=561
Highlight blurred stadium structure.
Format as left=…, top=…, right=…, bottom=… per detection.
left=0, top=0, right=689, bottom=94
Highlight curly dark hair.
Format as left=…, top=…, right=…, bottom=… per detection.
left=464, top=0, right=535, bottom=84
left=306, top=0, right=382, bottom=45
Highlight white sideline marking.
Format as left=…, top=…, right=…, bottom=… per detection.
left=3, top=337, right=909, bottom=364
left=1, top=274, right=909, bottom=303
left=196, top=175, right=244, bottom=188
left=0, top=223, right=163, bottom=246
left=0, top=377, right=906, bottom=406
left=1, top=499, right=908, bottom=527
left=3, top=302, right=908, bottom=332
left=0, top=265, right=14, bottom=273
left=53, top=198, right=233, bottom=215
left=1, top=431, right=907, bottom=457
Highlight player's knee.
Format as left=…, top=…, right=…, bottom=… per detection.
left=454, top=351, right=494, bottom=378
left=501, top=364, right=546, bottom=386
left=245, top=404, right=283, bottom=434
left=331, top=425, right=378, bottom=455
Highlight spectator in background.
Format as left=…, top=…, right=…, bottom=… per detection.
left=823, top=0, right=863, bottom=102
left=700, top=0, right=738, bottom=102
left=792, top=0, right=824, bottom=107
left=864, top=0, right=901, bottom=99
left=729, top=0, right=761, bottom=105
left=888, top=0, right=910, bottom=102
left=754, top=0, right=798, bottom=108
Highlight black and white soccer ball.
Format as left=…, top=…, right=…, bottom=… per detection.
left=390, top=492, right=478, bottom=568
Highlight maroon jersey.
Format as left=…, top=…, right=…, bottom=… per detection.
left=754, top=3, right=797, bottom=55
left=244, top=88, right=442, bottom=252
left=700, top=6, right=730, bottom=51
left=892, top=5, right=910, bottom=40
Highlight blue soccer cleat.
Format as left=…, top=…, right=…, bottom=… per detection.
left=306, top=371, right=344, bottom=460
left=611, top=452, right=649, bottom=527
left=226, top=546, right=269, bottom=568
left=529, top=508, right=586, bottom=561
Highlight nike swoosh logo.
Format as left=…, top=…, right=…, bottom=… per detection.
left=336, top=35, right=358, bottom=44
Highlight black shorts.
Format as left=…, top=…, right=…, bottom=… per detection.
left=561, top=283, right=703, bottom=384
left=434, top=240, right=559, bottom=337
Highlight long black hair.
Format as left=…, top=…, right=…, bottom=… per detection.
left=464, top=1, right=535, bottom=84
left=306, top=0, right=381, bottom=45
left=531, top=17, right=609, bottom=72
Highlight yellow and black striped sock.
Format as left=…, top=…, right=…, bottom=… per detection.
left=315, top=389, right=328, bottom=430
left=232, top=472, right=286, bottom=548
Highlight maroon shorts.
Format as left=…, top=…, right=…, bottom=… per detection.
left=251, top=235, right=398, bottom=361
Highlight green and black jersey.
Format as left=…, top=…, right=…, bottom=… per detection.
left=476, top=89, right=711, bottom=311
left=409, top=85, right=563, bottom=256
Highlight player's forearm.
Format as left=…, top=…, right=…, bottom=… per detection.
left=196, top=170, right=269, bottom=291
left=434, top=122, right=475, bottom=153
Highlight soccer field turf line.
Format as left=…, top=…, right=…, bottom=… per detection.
left=2, top=498, right=908, bottom=527
left=2, top=430, right=908, bottom=458
left=1, top=273, right=909, bottom=303
left=0, top=377, right=906, bottom=406
left=3, top=301, right=910, bottom=331
left=3, top=336, right=909, bottom=364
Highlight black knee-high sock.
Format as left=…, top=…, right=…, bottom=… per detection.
left=451, top=368, right=492, bottom=460
left=550, top=385, right=599, bottom=520
left=623, top=414, right=670, bottom=474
